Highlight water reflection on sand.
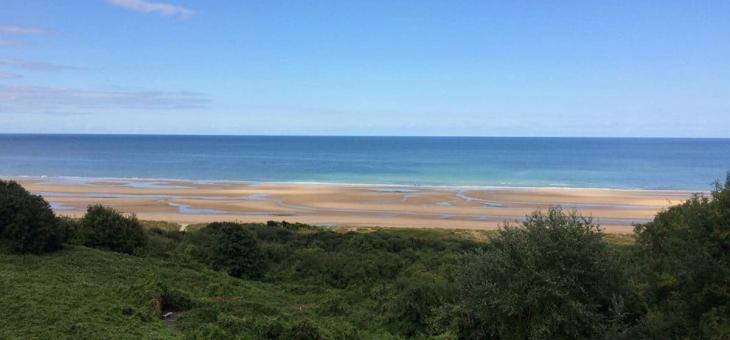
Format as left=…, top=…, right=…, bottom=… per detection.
left=10, top=176, right=697, bottom=233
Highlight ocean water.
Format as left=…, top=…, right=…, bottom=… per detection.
left=1, top=134, right=728, bottom=190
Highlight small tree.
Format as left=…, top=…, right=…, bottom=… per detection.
left=634, top=174, right=730, bottom=339
left=78, top=205, right=147, bottom=254
left=457, top=207, right=628, bottom=339
left=198, top=222, right=266, bottom=279
left=0, top=180, right=64, bottom=253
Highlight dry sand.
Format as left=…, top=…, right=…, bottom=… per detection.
left=8, top=176, right=698, bottom=233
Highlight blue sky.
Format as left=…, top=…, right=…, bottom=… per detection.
left=0, top=0, right=728, bottom=137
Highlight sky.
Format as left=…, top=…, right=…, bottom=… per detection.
left=0, top=0, right=729, bottom=137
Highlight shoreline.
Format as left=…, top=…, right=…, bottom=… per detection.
left=4, top=174, right=708, bottom=193
left=4, top=175, right=698, bottom=233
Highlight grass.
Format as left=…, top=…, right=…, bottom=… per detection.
left=1, top=224, right=475, bottom=339
left=1, top=244, right=174, bottom=338
left=603, top=233, right=636, bottom=246
left=140, top=220, right=182, bottom=232
left=0, top=223, right=637, bottom=339
left=0, top=242, right=380, bottom=339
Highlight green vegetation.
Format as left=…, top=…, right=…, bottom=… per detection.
left=194, top=222, right=267, bottom=279
left=457, top=209, right=632, bottom=339
left=77, top=204, right=147, bottom=255
left=1, top=177, right=729, bottom=339
left=633, top=176, right=730, bottom=339
left=0, top=180, right=64, bottom=253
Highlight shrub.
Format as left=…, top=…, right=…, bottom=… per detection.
left=0, top=180, right=26, bottom=234
left=634, top=174, right=730, bottom=339
left=457, top=207, right=629, bottom=339
left=0, top=180, right=64, bottom=253
left=197, top=222, right=266, bottom=279
left=57, top=216, right=80, bottom=243
left=77, top=205, right=147, bottom=254
left=282, top=320, right=323, bottom=340
left=386, top=271, right=451, bottom=337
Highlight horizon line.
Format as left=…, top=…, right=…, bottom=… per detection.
left=0, top=132, right=729, bottom=139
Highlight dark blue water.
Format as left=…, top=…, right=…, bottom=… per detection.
left=1, top=134, right=728, bottom=190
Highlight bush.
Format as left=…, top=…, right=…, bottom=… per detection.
left=634, top=174, right=730, bottom=339
left=0, top=180, right=64, bottom=253
left=57, top=216, right=80, bottom=243
left=77, top=205, right=147, bottom=254
left=281, top=320, right=323, bottom=340
left=197, top=222, right=266, bottom=279
left=385, top=271, right=451, bottom=337
left=457, top=207, right=629, bottom=339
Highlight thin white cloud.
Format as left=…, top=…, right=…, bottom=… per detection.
left=0, top=39, right=25, bottom=46
left=0, top=25, right=47, bottom=34
left=106, top=0, right=194, bottom=19
left=0, top=72, right=22, bottom=79
left=0, top=86, right=209, bottom=110
left=37, top=110, right=94, bottom=116
left=0, top=59, right=84, bottom=72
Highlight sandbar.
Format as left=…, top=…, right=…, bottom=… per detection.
left=7, top=176, right=699, bottom=233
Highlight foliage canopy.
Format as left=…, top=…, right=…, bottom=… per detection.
left=634, top=175, right=730, bottom=339
left=196, top=222, right=267, bottom=279
left=457, top=207, right=629, bottom=339
left=0, top=180, right=64, bottom=253
left=77, top=204, right=147, bottom=255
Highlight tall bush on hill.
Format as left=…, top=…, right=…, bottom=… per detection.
left=634, top=173, right=730, bottom=339
left=197, top=222, right=266, bottom=279
left=457, top=207, right=630, bottom=339
left=77, top=204, right=147, bottom=255
left=0, top=180, right=64, bottom=253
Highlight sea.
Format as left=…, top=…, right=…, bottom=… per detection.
left=1, top=134, right=729, bottom=191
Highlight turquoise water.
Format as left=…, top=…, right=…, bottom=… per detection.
left=1, top=134, right=728, bottom=190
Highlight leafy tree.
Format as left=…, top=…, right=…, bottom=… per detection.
left=634, top=174, right=730, bottom=339
left=198, top=222, right=266, bottom=279
left=78, top=205, right=147, bottom=254
left=457, top=207, right=629, bottom=340
left=0, top=180, right=64, bottom=253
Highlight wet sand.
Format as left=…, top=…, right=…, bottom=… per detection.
left=8, top=177, right=698, bottom=233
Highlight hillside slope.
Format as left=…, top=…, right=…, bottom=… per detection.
left=0, top=244, right=380, bottom=339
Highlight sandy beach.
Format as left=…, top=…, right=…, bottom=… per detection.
left=8, top=176, right=697, bottom=233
